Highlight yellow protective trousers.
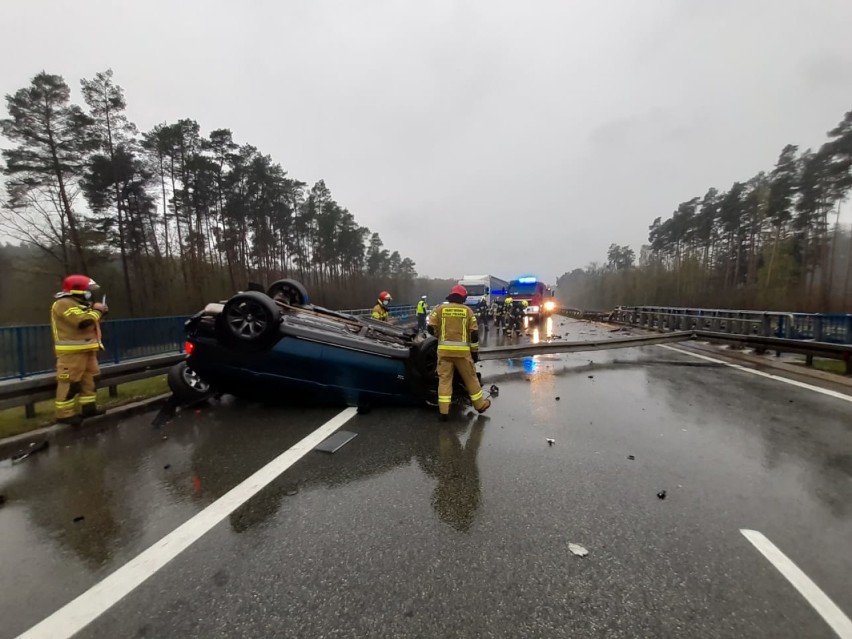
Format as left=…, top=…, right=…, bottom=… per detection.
left=55, top=351, right=100, bottom=418
left=436, top=355, right=487, bottom=415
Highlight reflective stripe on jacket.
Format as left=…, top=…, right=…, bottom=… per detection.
left=51, top=296, right=103, bottom=353
left=371, top=302, right=389, bottom=321
left=427, top=302, right=479, bottom=357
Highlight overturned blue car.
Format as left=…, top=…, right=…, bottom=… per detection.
left=167, top=280, right=489, bottom=408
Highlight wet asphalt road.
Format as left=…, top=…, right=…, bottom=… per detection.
left=1, top=317, right=851, bottom=638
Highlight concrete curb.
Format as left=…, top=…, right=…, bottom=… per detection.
left=0, top=393, right=172, bottom=461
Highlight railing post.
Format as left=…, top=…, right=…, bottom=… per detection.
left=16, top=327, right=26, bottom=379
left=756, top=314, right=770, bottom=355
left=814, top=315, right=824, bottom=343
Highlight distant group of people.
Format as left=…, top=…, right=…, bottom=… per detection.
left=471, top=297, right=527, bottom=334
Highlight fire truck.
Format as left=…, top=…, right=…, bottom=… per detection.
left=507, top=277, right=556, bottom=322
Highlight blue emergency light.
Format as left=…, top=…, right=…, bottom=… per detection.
left=517, top=276, right=537, bottom=284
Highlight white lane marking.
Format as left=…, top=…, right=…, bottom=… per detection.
left=657, top=344, right=852, bottom=403
left=17, top=407, right=359, bottom=639
left=741, top=529, right=852, bottom=639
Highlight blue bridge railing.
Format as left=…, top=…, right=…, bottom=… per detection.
left=612, top=307, right=852, bottom=346
left=0, top=304, right=417, bottom=381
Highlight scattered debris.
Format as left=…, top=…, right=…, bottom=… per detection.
left=657, top=490, right=667, bottom=500
left=163, top=464, right=171, bottom=470
left=315, top=430, right=358, bottom=454
left=546, top=438, right=555, bottom=446
left=555, top=396, right=560, bottom=401
left=162, top=435, right=168, bottom=441
left=587, top=375, right=594, bottom=379
left=73, top=516, right=85, bottom=523
left=788, top=399, right=794, bottom=403
left=285, top=488, right=299, bottom=497
left=627, top=455, right=635, bottom=460
left=11, top=440, right=49, bottom=465
left=568, top=543, right=589, bottom=557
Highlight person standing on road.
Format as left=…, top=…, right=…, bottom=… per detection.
left=427, top=284, right=491, bottom=421
left=372, top=291, right=392, bottom=321
left=51, top=275, right=109, bottom=425
left=416, top=295, right=429, bottom=333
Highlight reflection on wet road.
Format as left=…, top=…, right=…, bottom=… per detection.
left=2, top=317, right=851, bottom=639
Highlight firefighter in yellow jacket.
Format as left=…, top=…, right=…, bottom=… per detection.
left=51, top=275, right=109, bottom=425
left=371, top=291, right=392, bottom=321
left=427, top=284, right=491, bottom=420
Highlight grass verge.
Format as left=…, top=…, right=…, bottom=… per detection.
left=794, top=358, right=850, bottom=376
left=0, top=375, right=169, bottom=440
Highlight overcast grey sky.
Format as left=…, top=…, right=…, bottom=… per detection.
left=2, top=0, right=852, bottom=282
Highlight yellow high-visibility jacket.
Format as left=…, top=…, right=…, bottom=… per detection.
left=416, top=300, right=428, bottom=316
left=51, top=296, right=103, bottom=353
left=371, top=302, right=389, bottom=321
left=427, top=302, right=479, bottom=357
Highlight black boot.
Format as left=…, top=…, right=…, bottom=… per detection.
left=81, top=405, right=106, bottom=419
left=438, top=413, right=449, bottom=422
left=57, top=415, right=83, bottom=426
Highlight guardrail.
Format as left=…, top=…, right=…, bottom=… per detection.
left=0, top=353, right=186, bottom=417
left=607, top=306, right=852, bottom=372
left=610, top=306, right=852, bottom=344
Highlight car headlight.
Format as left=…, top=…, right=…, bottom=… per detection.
left=544, top=301, right=555, bottom=311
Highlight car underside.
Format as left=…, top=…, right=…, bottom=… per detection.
left=168, top=279, right=491, bottom=409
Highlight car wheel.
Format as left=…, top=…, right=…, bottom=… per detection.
left=168, top=361, right=212, bottom=403
left=414, top=335, right=439, bottom=383
left=266, top=279, right=309, bottom=306
left=218, top=291, right=281, bottom=349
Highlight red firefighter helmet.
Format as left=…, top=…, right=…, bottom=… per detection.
left=450, top=284, right=467, bottom=298
left=62, top=274, right=100, bottom=295
left=378, top=291, right=392, bottom=302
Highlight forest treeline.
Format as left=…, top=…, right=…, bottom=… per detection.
left=558, top=108, right=852, bottom=313
left=1, top=70, right=433, bottom=323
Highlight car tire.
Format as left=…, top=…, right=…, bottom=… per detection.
left=266, top=279, right=309, bottom=306
left=217, top=291, right=281, bottom=349
left=413, top=335, right=439, bottom=383
left=168, top=361, right=212, bottom=403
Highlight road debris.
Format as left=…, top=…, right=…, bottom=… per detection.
left=587, top=375, right=594, bottom=379
left=315, top=430, right=358, bottom=454
left=627, top=455, right=635, bottom=460
left=657, top=490, right=667, bottom=500
left=163, top=464, right=171, bottom=470
left=11, top=440, right=49, bottom=465
left=546, top=438, right=555, bottom=446
left=555, top=396, right=560, bottom=401
left=568, top=543, right=589, bottom=557
left=73, top=516, right=85, bottom=523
